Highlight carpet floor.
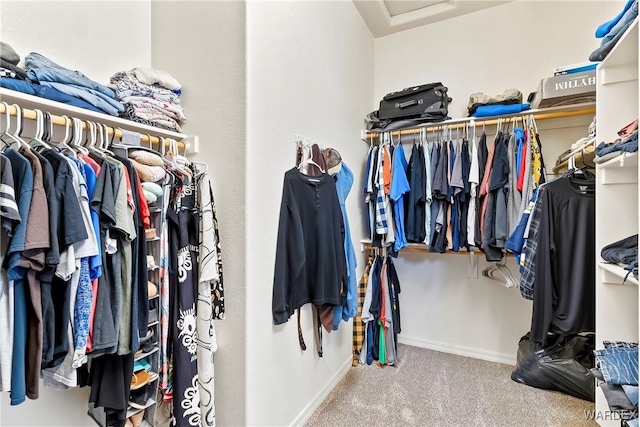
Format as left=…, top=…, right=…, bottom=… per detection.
left=305, top=344, right=597, bottom=427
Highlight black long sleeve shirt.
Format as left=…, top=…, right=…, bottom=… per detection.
left=530, top=175, right=595, bottom=344
left=272, top=168, right=347, bottom=325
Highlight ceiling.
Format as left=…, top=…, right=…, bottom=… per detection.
left=354, top=0, right=511, bottom=37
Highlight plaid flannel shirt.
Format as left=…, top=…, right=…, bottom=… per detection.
left=519, top=193, right=544, bottom=300
left=353, top=257, right=373, bottom=366
left=375, top=145, right=389, bottom=235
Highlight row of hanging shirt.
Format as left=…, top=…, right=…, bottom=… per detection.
left=364, top=116, right=546, bottom=262
left=0, top=106, right=224, bottom=427
left=353, top=252, right=402, bottom=367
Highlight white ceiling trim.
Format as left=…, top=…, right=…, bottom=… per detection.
left=354, top=0, right=512, bottom=37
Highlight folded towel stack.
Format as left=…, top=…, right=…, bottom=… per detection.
left=110, top=68, right=186, bottom=133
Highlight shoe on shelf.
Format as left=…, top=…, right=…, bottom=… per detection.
left=145, top=228, right=157, bottom=240
left=130, top=370, right=151, bottom=390
left=125, top=418, right=134, bottom=427
left=129, top=383, right=155, bottom=409
left=146, top=255, right=159, bottom=270
left=147, top=281, right=158, bottom=298
left=133, top=359, right=152, bottom=373
left=130, top=410, right=145, bottom=427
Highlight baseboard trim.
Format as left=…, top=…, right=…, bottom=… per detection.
left=398, top=335, right=516, bottom=366
left=290, top=356, right=352, bottom=426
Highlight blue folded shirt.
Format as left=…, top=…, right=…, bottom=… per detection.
left=473, top=103, right=531, bottom=118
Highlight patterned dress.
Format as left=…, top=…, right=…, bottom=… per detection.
left=169, top=180, right=201, bottom=427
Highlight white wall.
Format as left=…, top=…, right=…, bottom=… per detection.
left=245, top=1, right=374, bottom=425
left=0, top=2, right=151, bottom=425
left=373, top=0, right=614, bottom=364
left=151, top=2, right=247, bottom=426
left=0, top=1, right=151, bottom=84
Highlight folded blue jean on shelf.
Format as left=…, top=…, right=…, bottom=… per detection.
left=600, top=383, right=637, bottom=412
left=39, top=81, right=123, bottom=116
left=597, top=0, right=635, bottom=37
left=0, top=78, right=105, bottom=114
left=623, top=385, right=639, bottom=406
left=472, top=103, right=531, bottom=117
left=590, top=13, right=637, bottom=62
left=595, top=132, right=638, bottom=157
left=25, top=52, right=115, bottom=99
left=595, top=347, right=639, bottom=386
left=601, top=0, right=638, bottom=45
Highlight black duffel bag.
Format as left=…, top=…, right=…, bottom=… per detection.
left=378, top=83, right=451, bottom=121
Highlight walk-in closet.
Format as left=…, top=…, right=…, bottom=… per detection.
left=0, top=1, right=638, bottom=426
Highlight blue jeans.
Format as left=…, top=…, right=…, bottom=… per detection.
left=0, top=78, right=105, bottom=114
left=25, top=52, right=115, bottom=99
left=40, top=81, right=123, bottom=116
left=596, top=133, right=638, bottom=157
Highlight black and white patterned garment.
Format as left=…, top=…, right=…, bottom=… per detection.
left=195, top=171, right=223, bottom=426
left=0, top=68, right=17, bottom=79
left=168, top=178, right=201, bottom=427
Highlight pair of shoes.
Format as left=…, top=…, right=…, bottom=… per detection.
left=125, top=410, right=145, bottom=427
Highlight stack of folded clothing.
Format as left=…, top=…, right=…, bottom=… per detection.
left=592, top=341, right=639, bottom=425
left=110, top=68, right=185, bottom=132
left=601, top=234, right=638, bottom=281
left=1, top=43, right=119, bottom=114
left=590, top=0, right=638, bottom=62
left=1, top=41, right=26, bottom=80
left=467, top=88, right=530, bottom=117
left=24, top=52, right=124, bottom=116
left=595, top=119, right=638, bottom=163
left=555, top=116, right=596, bottom=167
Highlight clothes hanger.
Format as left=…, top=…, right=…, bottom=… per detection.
left=71, top=118, right=89, bottom=155
left=28, top=109, right=54, bottom=151
left=0, top=103, right=27, bottom=149
left=297, top=153, right=325, bottom=174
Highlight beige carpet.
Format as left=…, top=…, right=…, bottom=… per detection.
left=305, top=344, right=597, bottom=427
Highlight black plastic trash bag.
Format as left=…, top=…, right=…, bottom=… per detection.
left=511, top=332, right=595, bottom=401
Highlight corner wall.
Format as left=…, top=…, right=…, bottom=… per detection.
left=151, top=2, right=247, bottom=426
left=373, top=0, right=613, bottom=364
left=245, top=1, right=374, bottom=425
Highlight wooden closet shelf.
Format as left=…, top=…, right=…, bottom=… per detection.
left=360, top=239, right=515, bottom=257
left=0, top=88, right=190, bottom=151
left=363, top=102, right=596, bottom=138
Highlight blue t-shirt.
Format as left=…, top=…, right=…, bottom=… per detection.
left=3, top=148, right=33, bottom=406
left=82, top=162, right=102, bottom=281
left=332, top=163, right=358, bottom=329
left=390, top=145, right=410, bottom=253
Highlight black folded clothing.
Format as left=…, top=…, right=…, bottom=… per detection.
left=602, top=235, right=638, bottom=266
